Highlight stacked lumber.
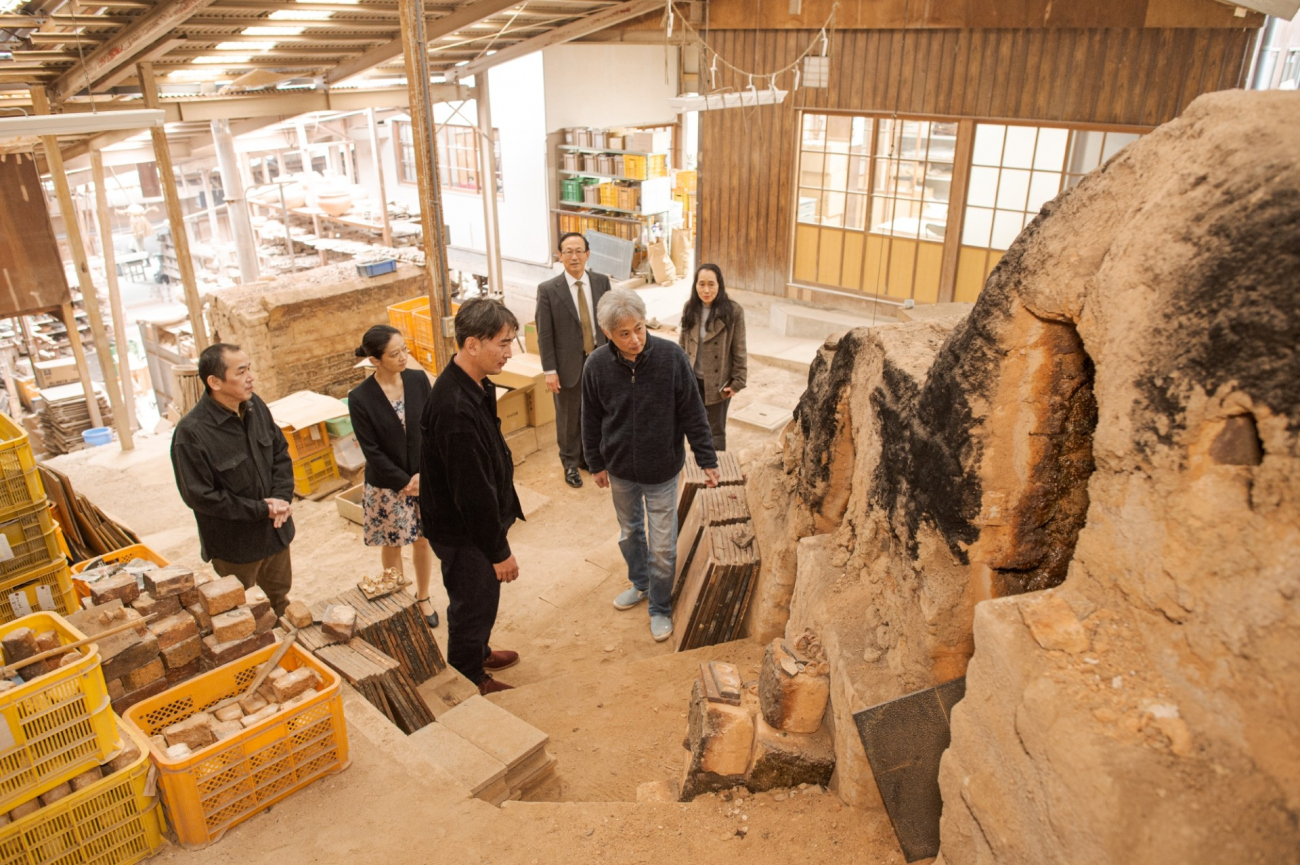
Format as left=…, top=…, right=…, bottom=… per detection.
left=672, top=522, right=760, bottom=651
left=303, top=588, right=446, bottom=684
left=676, top=450, right=744, bottom=528
left=313, top=638, right=435, bottom=733
left=672, top=485, right=752, bottom=607
left=38, top=465, right=139, bottom=560
left=37, top=383, right=113, bottom=454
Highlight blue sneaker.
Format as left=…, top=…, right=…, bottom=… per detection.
left=613, top=587, right=648, bottom=610
left=650, top=615, right=673, bottom=642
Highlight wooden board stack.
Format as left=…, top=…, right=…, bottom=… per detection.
left=672, top=520, right=761, bottom=652
left=38, top=465, right=140, bottom=560
left=676, top=450, right=744, bottom=528
left=37, top=383, right=114, bottom=454
left=673, top=485, right=752, bottom=607
left=306, top=589, right=446, bottom=684
left=313, top=638, right=435, bottom=734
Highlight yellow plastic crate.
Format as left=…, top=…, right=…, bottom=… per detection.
left=0, top=506, right=61, bottom=582
left=407, top=340, right=438, bottom=376
left=0, top=717, right=165, bottom=865
left=675, top=169, right=697, bottom=192
left=0, top=414, right=44, bottom=523
left=280, top=421, right=330, bottom=462
left=291, top=450, right=339, bottom=497
left=409, top=305, right=435, bottom=348
left=0, top=612, right=120, bottom=815
left=623, top=154, right=647, bottom=180
left=598, top=182, right=618, bottom=206
left=386, top=296, right=427, bottom=340
left=124, top=643, right=348, bottom=849
left=0, top=559, right=78, bottom=624
left=647, top=154, right=668, bottom=178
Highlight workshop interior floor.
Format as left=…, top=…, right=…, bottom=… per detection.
left=46, top=347, right=905, bottom=863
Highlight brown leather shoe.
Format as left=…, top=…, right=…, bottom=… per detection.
left=478, top=674, right=514, bottom=695
left=483, top=649, right=519, bottom=671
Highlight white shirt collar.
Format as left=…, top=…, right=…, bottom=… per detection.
left=564, top=269, right=588, bottom=290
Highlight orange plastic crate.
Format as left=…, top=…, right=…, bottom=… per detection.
left=70, top=543, right=170, bottom=603
left=281, top=421, right=330, bottom=462
left=386, top=296, right=428, bottom=340
left=124, top=643, right=348, bottom=848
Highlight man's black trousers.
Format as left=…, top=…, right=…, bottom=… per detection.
left=431, top=541, right=500, bottom=685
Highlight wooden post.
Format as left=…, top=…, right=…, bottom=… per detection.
left=366, top=108, right=393, bottom=247
left=138, top=61, right=209, bottom=351
left=1, top=348, right=20, bottom=420
left=214, top=119, right=259, bottom=284
left=937, top=119, right=976, bottom=305
left=475, top=74, right=504, bottom=297
left=30, top=85, right=128, bottom=437
left=201, top=167, right=222, bottom=247
left=91, top=149, right=140, bottom=434
left=398, top=0, right=454, bottom=370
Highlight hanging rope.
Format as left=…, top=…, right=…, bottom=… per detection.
left=665, top=0, right=838, bottom=93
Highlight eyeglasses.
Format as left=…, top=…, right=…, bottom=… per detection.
left=560, top=248, right=587, bottom=256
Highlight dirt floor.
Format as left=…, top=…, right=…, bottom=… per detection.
left=44, top=343, right=907, bottom=863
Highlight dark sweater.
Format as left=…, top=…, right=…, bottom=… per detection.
left=419, top=358, right=524, bottom=563
left=580, top=335, right=717, bottom=485
left=348, top=368, right=432, bottom=492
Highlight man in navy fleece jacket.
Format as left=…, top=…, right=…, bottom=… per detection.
left=581, top=288, right=719, bottom=643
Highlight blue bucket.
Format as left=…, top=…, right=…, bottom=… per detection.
left=82, top=427, right=113, bottom=447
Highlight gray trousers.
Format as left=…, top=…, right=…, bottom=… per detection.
left=553, top=384, right=586, bottom=471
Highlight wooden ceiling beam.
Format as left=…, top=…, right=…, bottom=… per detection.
left=325, top=0, right=523, bottom=84
left=48, top=0, right=225, bottom=102
left=446, top=0, right=657, bottom=81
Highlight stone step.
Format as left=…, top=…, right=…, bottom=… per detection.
left=439, top=694, right=550, bottom=771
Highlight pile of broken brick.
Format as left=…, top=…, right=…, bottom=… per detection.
left=681, top=632, right=836, bottom=800
left=151, top=664, right=324, bottom=761
left=71, top=563, right=283, bottom=715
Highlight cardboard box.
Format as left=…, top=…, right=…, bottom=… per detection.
left=495, top=386, right=529, bottom=435
left=493, top=353, right=554, bottom=428
left=32, top=357, right=79, bottom=389
left=524, top=323, right=539, bottom=356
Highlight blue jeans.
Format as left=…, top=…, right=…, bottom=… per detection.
left=609, top=474, right=678, bottom=618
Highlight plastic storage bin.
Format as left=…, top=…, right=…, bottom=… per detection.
left=0, top=506, right=61, bottom=581
left=124, top=643, right=348, bottom=848
left=0, top=612, right=120, bottom=814
left=0, top=718, right=165, bottom=865
left=0, top=559, right=78, bottom=623
left=291, top=450, right=339, bottom=497
left=0, top=413, right=45, bottom=522
left=386, top=296, right=426, bottom=340
left=355, top=258, right=397, bottom=278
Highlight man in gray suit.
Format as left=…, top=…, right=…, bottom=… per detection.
left=535, top=232, right=611, bottom=488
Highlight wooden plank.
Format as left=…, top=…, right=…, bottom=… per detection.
left=91, top=150, right=139, bottom=438
left=1178, top=29, right=1215, bottom=118
left=1073, top=29, right=1108, bottom=125
left=0, top=152, right=72, bottom=317
left=937, top=119, right=975, bottom=304
left=1140, top=29, right=1176, bottom=127
left=998, top=30, right=1029, bottom=119
left=139, top=63, right=208, bottom=353
left=945, top=30, right=971, bottom=116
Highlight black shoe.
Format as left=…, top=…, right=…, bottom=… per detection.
left=565, top=467, right=583, bottom=488
left=416, top=596, right=439, bottom=628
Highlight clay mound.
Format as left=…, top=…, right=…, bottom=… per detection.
left=743, top=88, right=1300, bottom=862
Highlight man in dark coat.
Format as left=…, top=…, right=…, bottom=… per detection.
left=171, top=343, right=296, bottom=616
left=420, top=298, right=526, bottom=694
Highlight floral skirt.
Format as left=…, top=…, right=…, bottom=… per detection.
left=362, top=484, right=423, bottom=547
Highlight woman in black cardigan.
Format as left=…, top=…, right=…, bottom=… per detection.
left=348, top=324, right=438, bottom=627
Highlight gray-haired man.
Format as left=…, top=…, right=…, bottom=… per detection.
left=581, top=289, right=718, bottom=642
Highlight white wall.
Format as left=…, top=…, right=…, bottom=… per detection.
left=542, top=44, right=680, bottom=131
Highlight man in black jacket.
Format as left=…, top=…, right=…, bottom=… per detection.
left=582, top=288, right=718, bottom=643
left=171, top=343, right=296, bottom=616
left=420, top=298, right=526, bottom=694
